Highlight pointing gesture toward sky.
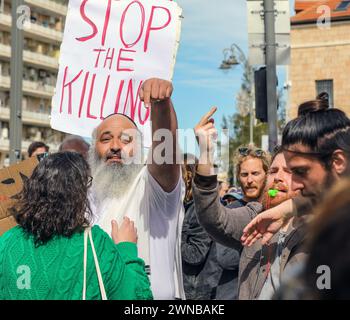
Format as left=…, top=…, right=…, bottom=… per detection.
left=194, top=107, right=218, bottom=173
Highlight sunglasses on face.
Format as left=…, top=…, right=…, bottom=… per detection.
left=36, top=152, right=50, bottom=162
left=238, top=147, right=265, bottom=157
left=273, top=145, right=281, bottom=154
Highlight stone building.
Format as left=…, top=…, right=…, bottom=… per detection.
left=288, top=0, right=350, bottom=119
left=0, top=0, right=68, bottom=166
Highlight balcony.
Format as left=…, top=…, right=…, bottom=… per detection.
left=0, top=13, right=63, bottom=45
left=0, top=106, right=51, bottom=127
left=0, top=75, right=55, bottom=99
left=0, top=44, right=59, bottom=71
left=24, top=0, right=68, bottom=17
left=0, top=138, right=60, bottom=153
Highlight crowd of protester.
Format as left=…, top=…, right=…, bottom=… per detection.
left=0, top=80, right=349, bottom=300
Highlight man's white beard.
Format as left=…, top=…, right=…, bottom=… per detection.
left=89, top=150, right=143, bottom=205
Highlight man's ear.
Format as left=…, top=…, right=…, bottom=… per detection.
left=331, top=150, right=348, bottom=176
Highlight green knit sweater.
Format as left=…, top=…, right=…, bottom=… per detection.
left=0, top=225, right=153, bottom=300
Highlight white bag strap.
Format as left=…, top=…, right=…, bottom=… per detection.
left=83, top=227, right=88, bottom=300
left=83, top=227, right=108, bottom=300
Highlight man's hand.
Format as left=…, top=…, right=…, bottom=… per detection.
left=240, top=199, right=294, bottom=246
left=194, top=107, right=218, bottom=162
left=139, top=78, right=173, bottom=105
left=143, top=78, right=179, bottom=193
left=111, top=217, right=138, bottom=244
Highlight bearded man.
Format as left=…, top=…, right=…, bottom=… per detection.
left=89, top=78, right=185, bottom=300
left=192, top=110, right=304, bottom=299
left=233, top=145, right=270, bottom=206
left=255, top=146, right=301, bottom=299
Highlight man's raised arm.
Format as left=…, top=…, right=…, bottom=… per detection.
left=140, top=78, right=180, bottom=192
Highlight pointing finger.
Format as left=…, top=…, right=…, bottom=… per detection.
left=198, top=107, right=217, bottom=126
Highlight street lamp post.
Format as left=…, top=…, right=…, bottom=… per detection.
left=220, top=44, right=254, bottom=144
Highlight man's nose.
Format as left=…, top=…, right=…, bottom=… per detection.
left=292, top=179, right=304, bottom=192
left=274, top=170, right=284, bottom=183
left=110, top=138, right=122, bottom=151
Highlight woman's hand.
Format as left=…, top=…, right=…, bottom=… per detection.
left=111, top=217, right=138, bottom=244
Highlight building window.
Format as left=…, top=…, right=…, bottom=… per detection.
left=334, top=1, right=350, bottom=11
left=316, top=80, right=334, bottom=108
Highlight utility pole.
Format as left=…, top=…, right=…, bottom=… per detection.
left=264, top=0, right=278, bottom=152
left=10, top=0, right=24, bottom=164
left=250, top=74, right=255, bottom=145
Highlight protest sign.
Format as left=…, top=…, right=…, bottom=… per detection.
left=51, top=0, right=182, bottom=147
left=0, top=157, right=39, bottom=235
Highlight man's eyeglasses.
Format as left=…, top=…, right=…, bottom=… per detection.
left=238, top=147, right=265, bottom=157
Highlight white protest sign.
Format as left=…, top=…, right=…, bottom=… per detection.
left=51, top=0, right=182, bottom=147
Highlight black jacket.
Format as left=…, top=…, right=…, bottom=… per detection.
left=181, top=201, right=241, bottom=300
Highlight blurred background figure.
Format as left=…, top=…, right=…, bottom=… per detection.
left=27, top=141, right=49, bottom=158
left=182, top=153, right=198, bottom=209
left=181, top=153, right=219, bottom=300
left=275, top=178, right=350, bottom=300
left=304, top=178, right=350, bottom=299
left=59, top=135, right=90, bottom=160
left=218, top=180, right=230, bottom=199
left=221, top=187, right=244, bottom=207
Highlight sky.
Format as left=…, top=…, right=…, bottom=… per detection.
left=172, top=0, right=295, bottom=134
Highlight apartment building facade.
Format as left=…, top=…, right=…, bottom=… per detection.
left=288, top=0, right=350, bottom=119
left=0, top=0, right=68, bottom=166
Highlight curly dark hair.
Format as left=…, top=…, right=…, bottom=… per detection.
left=10, top=152, right=92, bottom=246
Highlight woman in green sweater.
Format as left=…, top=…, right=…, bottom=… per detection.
left=0, top=152, right=153, bottom=300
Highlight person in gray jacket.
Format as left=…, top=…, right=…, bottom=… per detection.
left=192, top=107, right=307, bottom=300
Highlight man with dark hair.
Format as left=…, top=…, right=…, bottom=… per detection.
left=59, top=135, right=90, bottom=160
left=242, top=108, right=350, bottom=246
left=27, top=141, right=49, bottom=158
left=282, top=108, right=350, bottom=201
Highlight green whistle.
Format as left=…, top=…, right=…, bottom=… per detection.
left=268, top=189, right=279, bottom=198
